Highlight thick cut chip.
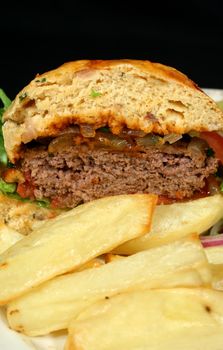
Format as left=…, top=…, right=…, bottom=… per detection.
left=66, top=288, right=223, bottom=350
left=114, top=194, right=223, bottom=254
left=103, top=253, right=125, bottom=263
left=209, top=264, right=223, bottom=291
left=205, top=246, right=223, bottom=265
left=0, top=223, right=23, bottom=254
left=7, top=236, right=211, bottom=336
left=0, top=194, right=156, bottom=305
left=75, top=257, right=105, bottom=272
left=205, top=246, right=223, bottom=291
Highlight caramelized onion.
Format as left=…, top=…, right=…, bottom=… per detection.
left=48, top=131, right=131, bottom=153
left=188, top=131, right=200, bottom=138
left=48, top=134, right=76, bottom=153
left=120, top=129, right=147, bottom=138
left=136, top=134, right=163, bottom=147
left=58, top=124, right=95, bottom=138
left=163, top=134, right=182, bottom=144
left=46, top=127, right=188, bottom=154
left=80, top=124, right=96, bottom=138
left=57, top=126, right=80, bottom=136
left=95, top=133, right=130, bottom=150
left=187, top=138, right=207, bottom=153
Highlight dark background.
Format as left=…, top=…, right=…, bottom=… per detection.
left=0, top=1, right=223, bottom=99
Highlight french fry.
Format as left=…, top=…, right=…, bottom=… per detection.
left=103, top=253, right=125, bottom=263
left=7, top=235, right=211, bottom=336
left=0, top=223, right=23, bottom=254
left=0, top=194, right=156, bottom=305
left=76, top=257, right=105, bottom=272
left=204, top=246, right=223, bottom=291
left=66, top=288, right=223, bottom=350
left=208, top=265, right=223, bottom=291
left=114, top=194, right=223, bottom=254
left=205, top=246, right=223, bottom=265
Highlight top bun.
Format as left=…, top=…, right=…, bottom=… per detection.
left=3, top=59, right=223, bottom=162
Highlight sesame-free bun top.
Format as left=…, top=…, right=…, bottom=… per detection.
left=3, top=59, right=223, bottom=162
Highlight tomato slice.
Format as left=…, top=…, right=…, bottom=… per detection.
left=200, top=131, right=223, bottom=163
left=17, top=182, right=35, bottom=199
left=50, top=197, right=62, bottom=208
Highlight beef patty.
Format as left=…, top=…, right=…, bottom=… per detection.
left=20, top=140, right=218, bottom=208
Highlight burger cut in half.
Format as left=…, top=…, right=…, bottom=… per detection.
left=2, top=60, right=223, bottom=208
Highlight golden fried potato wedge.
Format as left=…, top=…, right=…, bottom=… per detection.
left=7, top=235, right=210, bottom=336
left=114, top=194, right=223, bottom=254
left=103, top=253, right=125, bottom=263
left=205, top=246, right=223, bottom=265
left=75, top=257, right=105, bottom=272
left=204, top=246, right=223, bottom=291
left=66, top=288, right=223, bottom=350
left=208, top=265, right=223, bottom=291
left=0, top=194, right=156, bottom=305
left=0, top=223, right=23, bottom=254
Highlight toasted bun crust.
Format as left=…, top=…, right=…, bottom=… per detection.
left=3, top=59, right=223, bottom=162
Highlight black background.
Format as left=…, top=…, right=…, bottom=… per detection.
left=0, top=1, right=223, bottom=99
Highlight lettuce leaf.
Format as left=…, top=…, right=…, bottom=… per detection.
left=0, top=89, right=50, bottom=207
left=0, top=88, right=11, bottom=166
left=0, top=178, right=16, bottom=193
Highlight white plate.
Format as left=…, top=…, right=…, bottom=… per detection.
left=203, top=88, right=223, bottom=101
left=0, top=309, right=66, bottom=350
left=0, top=88, right=222, bottom=350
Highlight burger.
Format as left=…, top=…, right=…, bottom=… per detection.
left=1, top=59, right=223, bottom=209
